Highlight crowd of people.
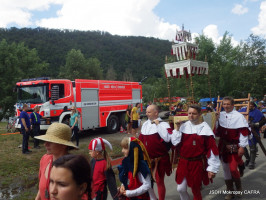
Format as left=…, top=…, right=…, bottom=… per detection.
left=17, top=95, right=266, bottom=200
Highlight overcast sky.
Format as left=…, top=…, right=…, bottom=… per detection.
left=0, top=0, right=265, bottom=46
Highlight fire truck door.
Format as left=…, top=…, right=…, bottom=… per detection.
left=81, top=89, right=99, bottom=129
left=132, top=89, right=141, bottom=104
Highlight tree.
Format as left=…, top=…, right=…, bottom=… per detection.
left=105, top=66, right=117, bottom=80
left=59, top=49, right=87, bottom=80
left=122, top=68, right=134, bottom=81
left=86, top=57, right=103, bottom=80
left=0, top=39, right=48, bottom=120
left=59, top=49, right=103, bottom=80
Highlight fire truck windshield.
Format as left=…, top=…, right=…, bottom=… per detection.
left=17, top=85, right=48, bottom=103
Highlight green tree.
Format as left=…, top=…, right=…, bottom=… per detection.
left=87, top=57, right=103, bottom=80
left=122, top=68, right=134, bottom=81
left=59, top=49, right=103, bottom=80
left=0, top=39, right=48, bottom=120
left=105, top=66, right=117, bottom=80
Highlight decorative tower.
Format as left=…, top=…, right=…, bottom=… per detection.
left=164, top=25, right=209, bottom=103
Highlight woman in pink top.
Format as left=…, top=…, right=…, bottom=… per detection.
left=34, top=123, right=78, bottom=200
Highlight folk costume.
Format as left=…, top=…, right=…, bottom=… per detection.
left=171, top=121, right=220, bottom=200
left=216, top=110, right=249, bottom=199
left=88, top=138, right=118, bottom=200
left=139, top=118, right=172, bottom=200
left=118, top=137, right=157, bottom=200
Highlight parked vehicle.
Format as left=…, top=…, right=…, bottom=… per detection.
left=15, top=77, right=142, bottom=133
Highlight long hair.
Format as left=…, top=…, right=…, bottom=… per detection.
left=71, top=106, right=78, bottom=116
left=103, top=149, right=112, bottom=170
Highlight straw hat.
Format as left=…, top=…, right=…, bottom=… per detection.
left=35, top=123, right=78, bottom=149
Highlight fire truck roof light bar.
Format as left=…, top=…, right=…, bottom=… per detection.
left=21, top=77, right=50, bottom=82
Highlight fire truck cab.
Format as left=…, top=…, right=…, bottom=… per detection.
left=15, top=77, right=142, bottom=133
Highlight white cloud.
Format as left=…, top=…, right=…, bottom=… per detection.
left=0, top=0, right=63, bottom=27
left=203, top=24, right=220, bottom=44
left=232, top=4, right=248, bottom=15
left=0, top=0, right=181, bottom=41
left=33, top=0, right=179, bottom=41
left=203, top=24, right=239, bottom=46
left=251, top=1, right=266, bottom=38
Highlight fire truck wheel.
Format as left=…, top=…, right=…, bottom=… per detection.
left=107, top=115, right=119, bottom=133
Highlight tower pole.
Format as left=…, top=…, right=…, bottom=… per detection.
left=165, top=56, right=171, bottom=110
left=206, top=55, right=212, bottom=103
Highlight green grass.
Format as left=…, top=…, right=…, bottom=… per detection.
left=0, top=128, right=124, bottom=200
left=0, top=122, right=8, bottom=134
left=0, top=131, right=44, bottom=200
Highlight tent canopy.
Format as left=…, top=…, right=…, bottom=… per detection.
left=164, top=60, right=208, bottom=78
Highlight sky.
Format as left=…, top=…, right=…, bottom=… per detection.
left=0, top=0, right=265, bottom=46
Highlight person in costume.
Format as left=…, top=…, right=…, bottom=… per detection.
left=88, top=137, right=118, bottom=200
left=118, top=137, right=157, bottom=200
left=34, top=123, right=79, bottom=200
left=171, top=104, right=220, bottom=200
left=241, top=101, right=265, bottom=169
left=139, top=104, right=172, bottom=200
left=216, top=96, right=250, bottom=200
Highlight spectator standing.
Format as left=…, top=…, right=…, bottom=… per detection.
left=49, top=154, right=92, bottom=200
left=88, top=137, right=118, bottom=200
left=139, top=104, right=172, bottom=200
left=131, top=103, right=140, bottom=137
left=126, top=105, right=132, bottom=134
left=20, top=104, right=31, bottom=154
left=70, top=106, right=79, bottom=147
left=34, top=123, right=78, bottom=200
left=246, top=102, right=266, bottom=169
left=257, top=101, right=264, bottom=111
left=207, top=101, right=214, bottom=111
left=30, top=106, right=49, bottom=149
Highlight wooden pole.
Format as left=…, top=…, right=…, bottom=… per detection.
left=188, top=51, right=194, bottom=103
left=165, top=56, right=171, bottom=110
left=206, top=55, right=212, bottom=103
left=189, top=73, right=195, bottom=103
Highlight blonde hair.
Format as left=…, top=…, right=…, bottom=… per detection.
left=120, top=137, right=129, bottom=149
left=71, top=106, right=78, bottom=115
left=103, top=150, right=112, bottom=169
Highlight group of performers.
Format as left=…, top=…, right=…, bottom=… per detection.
left=89, top=96, right=265, bottom=200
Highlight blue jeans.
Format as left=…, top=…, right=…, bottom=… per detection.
left=21, top=129, right=30, bottom=153
left=71, top=126, right=79, bottom=146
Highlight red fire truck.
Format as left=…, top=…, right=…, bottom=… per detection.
left=15, top=77, right=142, bottom=133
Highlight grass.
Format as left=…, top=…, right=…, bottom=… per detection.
left=0, top=122, right=44, bottom=199
left=0, top=122, right=124, bottom=200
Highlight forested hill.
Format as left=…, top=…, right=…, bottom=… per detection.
left=0, top=27, right=171, bottom=81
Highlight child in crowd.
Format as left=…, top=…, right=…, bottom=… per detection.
left=88, top=137, right=118, bottom=200
left=49, top=154, right=92, bottom=200
left=118, top=137, right=157, bottom=200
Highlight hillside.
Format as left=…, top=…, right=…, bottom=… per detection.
left=0, top=27, right=172, bottom=81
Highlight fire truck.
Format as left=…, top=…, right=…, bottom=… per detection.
left=15, top=77, right=142, bottom=133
